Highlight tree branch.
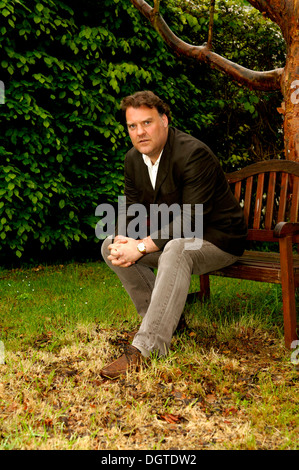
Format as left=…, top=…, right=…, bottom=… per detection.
left=246, top=0, right=280, bottom=23
left=130, top=0, right=283, bottom=91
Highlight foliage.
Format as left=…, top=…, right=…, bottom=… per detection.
left=0, top=0, right=286, bottom=262
left=0, top=0, right=203, bottom=262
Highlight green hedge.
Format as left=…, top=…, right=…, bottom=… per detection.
left=0, top=0, right=201, bottom=262
left=0, top=0, right=285, bottom=264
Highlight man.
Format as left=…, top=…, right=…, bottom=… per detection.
left=100, top=90, right=247, bottom=378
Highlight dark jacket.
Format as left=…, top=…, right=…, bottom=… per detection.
left=120, top=127, right=247, bottom=256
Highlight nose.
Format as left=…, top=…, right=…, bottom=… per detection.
left=136, top=124, right=146, bottom=135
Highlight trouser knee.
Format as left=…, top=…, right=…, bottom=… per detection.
left=158, top=238, right=191, bottom=269
left=101, top=236, right=113, bottom=263
left=160, top=238, right=187, bottom=257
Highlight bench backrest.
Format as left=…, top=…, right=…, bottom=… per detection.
left=226, top=160, right=299, bottom=242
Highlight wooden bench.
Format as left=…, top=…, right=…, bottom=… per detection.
left=198, top=160, right=299, bottom=349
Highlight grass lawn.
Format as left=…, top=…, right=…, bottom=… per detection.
left=0, top=261, right=298, bottom=450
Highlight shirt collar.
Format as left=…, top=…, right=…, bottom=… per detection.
left=142, top=150, right=163, bottom=167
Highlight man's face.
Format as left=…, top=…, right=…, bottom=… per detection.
left=126, top=105, right=168, bottom=163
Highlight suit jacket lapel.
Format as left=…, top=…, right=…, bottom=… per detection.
left=153, top=136, right=172, bottom=203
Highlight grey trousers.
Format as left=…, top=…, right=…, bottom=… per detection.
left=101, top=237, right=239, bottom=356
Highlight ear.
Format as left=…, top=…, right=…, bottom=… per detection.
left=161, top=114, right=168, bottom=128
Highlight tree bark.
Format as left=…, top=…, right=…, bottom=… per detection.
left=278, top=0, right=299, bottom=162
left=129, top=0, right=299, bottom=161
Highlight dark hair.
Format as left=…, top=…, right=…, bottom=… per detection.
left=120, top=90, right=171, bottom=123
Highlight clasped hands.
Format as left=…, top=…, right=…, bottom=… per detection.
left=107, top=235, right=143, bottom=268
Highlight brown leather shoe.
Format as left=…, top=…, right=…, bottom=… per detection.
left=100, top=345, right=142, bottom=379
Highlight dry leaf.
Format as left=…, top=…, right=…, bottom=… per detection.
left=158, top=413, right=185, bottom=424
left=206, top=393, right=217, bottom=403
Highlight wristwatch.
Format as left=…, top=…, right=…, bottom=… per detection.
left=137, top=241, right=146, bottom=254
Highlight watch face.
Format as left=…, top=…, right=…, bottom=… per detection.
left=137, top=242, right=146, bottom=253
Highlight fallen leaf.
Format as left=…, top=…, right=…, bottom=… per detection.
left=206, top=393, right=217, bottom=403
left=158, top=413, right=186, bottom=424
left=223, top=407, right=238, bottom=416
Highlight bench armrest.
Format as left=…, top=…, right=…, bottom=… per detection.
left=273, top=222, right=299, bottom=238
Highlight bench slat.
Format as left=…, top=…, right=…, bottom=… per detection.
left=209, top=251, right=299, bottom=284
left=253, top=173, right=265, bottom=229
left=277, top=172, right=289, bottom=222
left=265, top=172, right=276, bottom=230
left=234, top=180, right=241, bottom=202
left=244, top=176, right=253, bottom=225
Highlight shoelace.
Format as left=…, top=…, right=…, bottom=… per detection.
left=120, top=344, right=140, bottom=363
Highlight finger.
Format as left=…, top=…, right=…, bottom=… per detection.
left=115, top=239, right=128, bottom=245
left=116, top=261, right=133, bottom=268
left=111, top=258, right=132, bottom=267
left=114, top=235, right=127, bottom=242
left=108, top=254, right=118, bottom=261
left=109, top=246, right=121, bottom=255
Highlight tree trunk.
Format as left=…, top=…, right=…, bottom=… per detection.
left=280, top=37, right=299, bottom=161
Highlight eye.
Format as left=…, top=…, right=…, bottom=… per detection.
left=128, top=124, right=136, bottom=131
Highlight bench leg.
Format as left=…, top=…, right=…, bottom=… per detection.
left=186, top=274, right=211, bottom=303
left=279, top=236, right=298, bottom=348
left=200, top=274, right=210, bottom=300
